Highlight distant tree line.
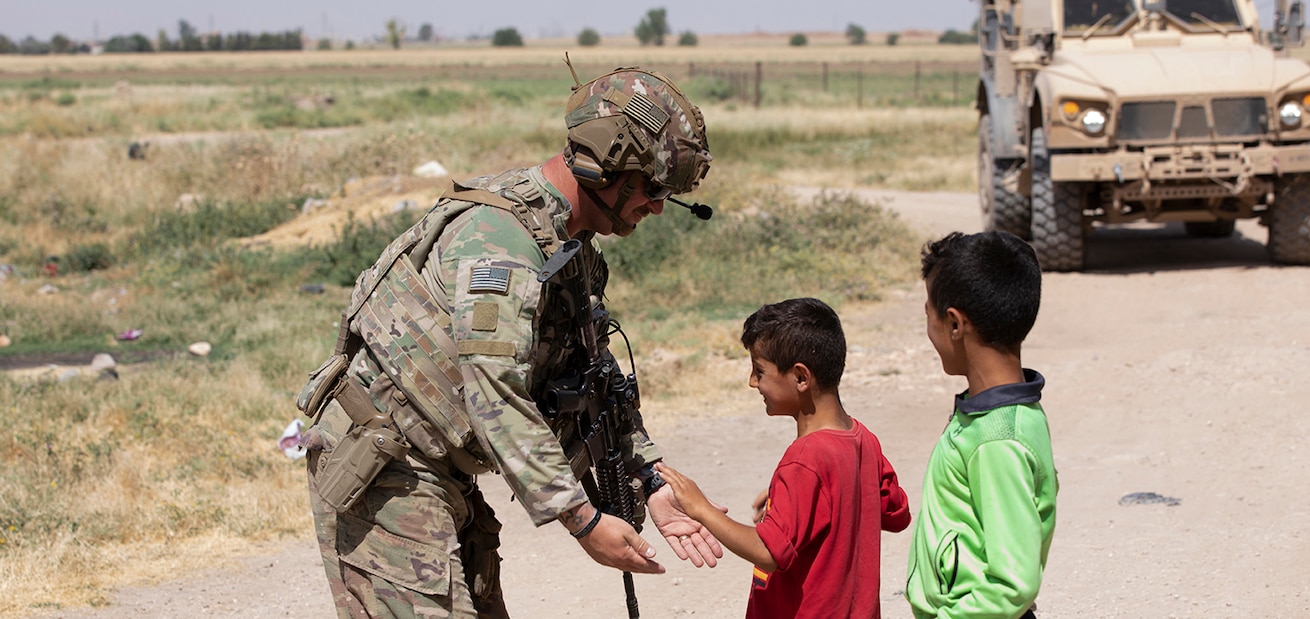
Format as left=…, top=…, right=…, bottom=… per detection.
left=0, top=20, right=303, bottom=54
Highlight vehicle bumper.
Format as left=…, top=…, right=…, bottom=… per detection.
left=1049, top=142, right=1310, bottom=183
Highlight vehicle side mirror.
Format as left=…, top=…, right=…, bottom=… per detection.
left=1291, top=1, right=1305, bottom=46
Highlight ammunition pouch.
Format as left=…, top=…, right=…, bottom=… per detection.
left=296, top=353, right=349, bottom=424
left=461, top=488, right=504, bottom=603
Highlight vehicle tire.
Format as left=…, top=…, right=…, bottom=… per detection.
left=1029, top=128, right=1086, bottom=271
left=1184, top=220, right=1236, bottom=238
left=1268, top=173, right=1310, bottom=264
left=978, top=114, right=1030, bottom=239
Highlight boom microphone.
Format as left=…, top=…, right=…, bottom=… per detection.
left=667, top=196, right=713, bottom=220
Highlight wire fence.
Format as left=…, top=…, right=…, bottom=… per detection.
left=684, top=60, right=977, bottom=108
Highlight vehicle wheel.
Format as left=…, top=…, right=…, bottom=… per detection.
left=1269, top=174, right=1310, bottom=264
left=1029, top=128, right=1086, bottom=271
left=978, top=114, right=1030, bottom=239
left=1184, top=220, right=1236, bottom=238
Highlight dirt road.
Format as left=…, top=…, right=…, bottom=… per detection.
left=40, top=190, right=1310, bottom=618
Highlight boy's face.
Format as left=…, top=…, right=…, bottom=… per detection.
left=748, top=349, right=801, bottom=417
left=924, top=287, right=967, bottom=376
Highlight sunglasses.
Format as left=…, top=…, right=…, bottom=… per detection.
left=643, top=177, right=673, bottom=201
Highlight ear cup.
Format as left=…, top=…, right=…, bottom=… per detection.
left=569, top=147, right=611, bottom=189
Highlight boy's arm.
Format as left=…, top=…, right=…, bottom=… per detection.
left=655, top=463, right=778, bottom=571
left=947, top=441, right=1044, bottom=619
left=880, top=454, right=912, bottom=532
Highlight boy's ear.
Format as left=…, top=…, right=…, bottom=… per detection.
left=945, top=307, right=968, bottom=340
left=790, top=363, right=813, bottom=393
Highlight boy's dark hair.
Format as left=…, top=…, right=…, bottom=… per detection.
left=740, top=297, right=845, bottom=390
left=920, top=230, right=1041, bottom=352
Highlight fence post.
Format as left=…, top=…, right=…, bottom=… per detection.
left=857, top=67, right=863, bottom=108
left=823, top=61, right=828, bottom=92
left=953, top=70, right=958, bottom=104
left=689, top=62, right=695, bottom=78
left=754, top=61, right=762, bottom=108
left=914, top=61, right=921, bottom=100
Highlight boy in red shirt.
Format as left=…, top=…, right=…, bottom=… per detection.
left=657, top=297, right=912, bottom=618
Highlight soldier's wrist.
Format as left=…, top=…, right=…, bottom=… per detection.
left=637, top=463, right=666, bottom=499
left=569, top=507, right=603, bottom=539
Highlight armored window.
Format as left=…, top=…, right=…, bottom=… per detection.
left=1167, top=0, right=1243, bottom=27
left=1063, top=0, right=1137, bottom=33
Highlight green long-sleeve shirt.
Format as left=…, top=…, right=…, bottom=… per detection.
left=906, top=369, right=1058, bottom=619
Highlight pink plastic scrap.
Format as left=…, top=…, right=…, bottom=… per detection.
left=116, top=328, right=143, bottom=341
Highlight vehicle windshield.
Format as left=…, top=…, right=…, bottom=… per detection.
left=1064, top=0, right=1138, bottom=34
left=1163, top=0, right=1243, bottom=27
left=1063, top=0, right=1244, bottom=34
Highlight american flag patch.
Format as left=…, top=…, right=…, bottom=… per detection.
left=469, top=266, right=511, bottom=294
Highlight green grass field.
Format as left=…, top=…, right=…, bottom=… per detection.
left=0, top=42, right=977, bottom=615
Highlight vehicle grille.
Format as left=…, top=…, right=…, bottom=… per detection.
left=1117, top=97, right=1268, bottom=142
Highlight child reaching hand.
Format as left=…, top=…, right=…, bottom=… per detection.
left=656, top=297, right=911, bottom=619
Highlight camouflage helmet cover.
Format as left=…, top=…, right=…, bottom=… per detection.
left=564, top=67, right=712, bottom=194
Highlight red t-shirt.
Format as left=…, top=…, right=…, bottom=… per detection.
left=747, top=418, right=911, bottom=619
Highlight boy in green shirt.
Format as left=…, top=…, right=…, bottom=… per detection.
left=906, top=231, right=1058, bottom=619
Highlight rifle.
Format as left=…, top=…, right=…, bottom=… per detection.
left=537, top=238, right=645, bottom=619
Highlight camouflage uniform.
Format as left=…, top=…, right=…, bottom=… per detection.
left=301, top=165, right=662, bottom=619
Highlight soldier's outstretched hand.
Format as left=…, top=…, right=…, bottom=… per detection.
left=650, top=462, right=726, bottom=568
left=575, top=512, right=666, bottom=574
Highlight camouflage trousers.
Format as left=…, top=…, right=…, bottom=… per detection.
left=306, top=402, right=509, bottom=619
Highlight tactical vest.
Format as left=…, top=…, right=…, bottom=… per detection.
left=340, top=176, right=564, bottom=468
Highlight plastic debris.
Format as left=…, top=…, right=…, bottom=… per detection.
left=278, top=419, right=306, bottom=460
left=116, top=328, right=143, bottom=341
left=413, top=160, right=448, bottom=178
left=89, top=353, right=117, bottom=372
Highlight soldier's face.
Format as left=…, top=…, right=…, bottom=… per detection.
left=615, top=174, right=666, bottom=231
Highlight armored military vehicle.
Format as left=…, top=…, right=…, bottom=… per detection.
left=978, top=0, right=1310, bottom=270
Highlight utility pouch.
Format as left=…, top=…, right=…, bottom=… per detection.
left=296, top=353, right=349, bottom=421
left=460, top=489, right=504, bottom=602
left=316, top=424, right=409, bottom=513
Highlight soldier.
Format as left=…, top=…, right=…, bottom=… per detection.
left=296, top=64, right=720, bottom=618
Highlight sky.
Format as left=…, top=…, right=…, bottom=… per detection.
left=5, top=1, right=982, bottom=43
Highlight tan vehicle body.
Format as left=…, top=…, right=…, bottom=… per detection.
left=978, top=0, right=1310, bottom=269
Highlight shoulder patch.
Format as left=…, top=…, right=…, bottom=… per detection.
left=469, top=266, right=511, bottom=294
left=457, top=340, right=516, bottom=357
left=471, top=301, right=500, bottom=332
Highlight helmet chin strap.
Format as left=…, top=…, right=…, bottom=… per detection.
left=580, top=173, right=640, bottom=236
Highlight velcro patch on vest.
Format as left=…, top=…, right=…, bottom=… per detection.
left=457, top=340, right=516, bottom=357
left=471, top=301, right=499, bottom=332
left=469, top=266, right=511, bottom=294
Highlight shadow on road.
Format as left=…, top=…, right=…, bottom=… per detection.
left=1083, top=221, right=1278, bottom=274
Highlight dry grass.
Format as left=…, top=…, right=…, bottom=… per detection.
left=0, top=37, right=977, bottom=76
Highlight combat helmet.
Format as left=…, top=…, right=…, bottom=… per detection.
left=562, top=59, right=712, bottom=233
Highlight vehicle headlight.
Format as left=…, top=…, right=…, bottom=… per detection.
left=1081, top=109, right=1107, bottom=134
left=1280, top=101, right=1303, bottom=128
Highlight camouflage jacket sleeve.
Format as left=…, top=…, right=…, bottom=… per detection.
left=429, top=203, right=589, bottom=526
